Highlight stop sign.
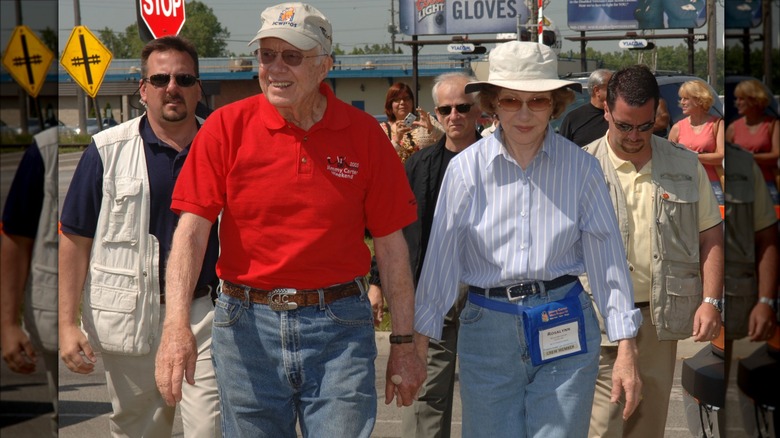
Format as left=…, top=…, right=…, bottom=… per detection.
left=140, top=0, right=186, bottom=39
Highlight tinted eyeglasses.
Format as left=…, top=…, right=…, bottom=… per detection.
left=436, top=103, right=473, bottom=116
left=144, top=73, right=199, bottom=88
left=497, top=96, right=552, bottom=112
left=254, top=48, right=328, bottom=67
left=610, top=115, right=655, bottom=133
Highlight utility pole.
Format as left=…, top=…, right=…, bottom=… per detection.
left=13, top=0, right=29, bottom=135
left=762, top=0, right=772, bottom=86
left=73, top=0, right=87, bottom=135
left=706, top=0, right=717, bottom=87
left=390, top=0, right=397, bottom=53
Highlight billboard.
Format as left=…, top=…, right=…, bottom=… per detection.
left=567, top=0, right=707, bottom=31
left=399, top=0, right=531, bottom=36
left=724, top=0, right=762, bottom=29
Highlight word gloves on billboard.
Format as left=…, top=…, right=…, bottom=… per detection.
left=400, top=0, right=529, bottom=36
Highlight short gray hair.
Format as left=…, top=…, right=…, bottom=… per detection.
left=587, top=69, right=612, bottom=98
left=431, top=71, right=479, bottom=107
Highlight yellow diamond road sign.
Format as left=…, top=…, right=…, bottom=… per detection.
left=1, top=25, right=54, bottom=98
left=60, top=25, right=113, bottom=98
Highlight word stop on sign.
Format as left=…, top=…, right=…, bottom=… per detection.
left=142, top=0, right=183, bottom=16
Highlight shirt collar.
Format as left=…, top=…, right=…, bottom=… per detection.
left=260, top=82, right=348, bottom=133
left=138, top=114, right=200, bottom=151
left=605, top=135, right=652, bottom=174
left=484, top=125, right=556, bottom=169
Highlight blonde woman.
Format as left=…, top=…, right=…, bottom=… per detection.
left=726, top=78, right=780, bottom=205
left=669, top=79, right=724, bottom=205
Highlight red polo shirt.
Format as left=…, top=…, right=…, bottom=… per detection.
left=172, top=83, right=416, bottom=289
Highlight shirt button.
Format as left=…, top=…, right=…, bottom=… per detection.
left=303, top=136, right=308, bottom=141
left=521, top=211, right=526, bottom=217
left=301, top=157, right=307, bottom=163
left=628, top=265, right=634, bottom=272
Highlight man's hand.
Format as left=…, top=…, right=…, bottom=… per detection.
left=692, top=302, right=722, bottom=342
left=1, top=325, right=37, bottom=374
left=611, top=338, right=642, bottom=420
left=384, top=339, right=427, bottom=407
left=368, top=285, right=384, bottom=327
left=59, top=324, right=96, bottom=374
left=748, top=301, right=777, bottom=341
left=155, top=324, right=197, bottom=407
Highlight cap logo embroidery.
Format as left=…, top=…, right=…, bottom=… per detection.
left=274, top=7, right=298, bottom=27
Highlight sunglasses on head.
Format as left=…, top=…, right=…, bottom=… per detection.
left=497, top=96, right=552, bottom=112
left=436, top=103, right=473, bottom=116
left=610, top=115, right=655, bottom=133
left=254, top=48, right=328, bottom=67
left=144, top=73, right=199, bottom=88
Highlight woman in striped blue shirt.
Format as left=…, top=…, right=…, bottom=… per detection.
left=411, top=41, right=643, bottom=438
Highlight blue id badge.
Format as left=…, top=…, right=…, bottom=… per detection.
left=522, top=283, right=587, bottom=366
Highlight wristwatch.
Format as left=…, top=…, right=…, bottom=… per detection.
left=758, top=296, right=777, bottom=310
left=389, top=334, right=414, bottom=344
left=703, top=297, right=722, bottom=313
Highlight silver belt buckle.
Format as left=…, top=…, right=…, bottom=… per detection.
left=505, top=280, right=543, bottom=302
left=268, top=288, right=298, bottom=311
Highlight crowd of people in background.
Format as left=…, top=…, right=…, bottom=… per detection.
left=1, top=2, right=778, bottom=437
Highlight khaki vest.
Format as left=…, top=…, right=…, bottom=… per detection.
left=723, top=143, right=756, bottom=340
left=81, top=117, right=161, bottom=355
left=23, top=128, right=59, bottom=353
left=585, top=136, right=702, bottom=341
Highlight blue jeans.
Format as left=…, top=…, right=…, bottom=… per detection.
left=457, top=281, right=601, bottom=438
left=211, top=286, right=377, bottom=438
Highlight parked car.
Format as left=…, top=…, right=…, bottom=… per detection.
left=552, top=72, right=724, bottom=135
left=69, top=118, right=119, bottom=135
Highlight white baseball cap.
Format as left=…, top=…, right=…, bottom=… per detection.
left=465, top=41, right=582, bottom=93
left=248, top=2, right=332, bottom=54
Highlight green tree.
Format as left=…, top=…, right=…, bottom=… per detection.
left=96, top=0, right=229, bottom=59
left=349, top=43, right=401, bottom=55
left=180, top=0, right=229, bottom=57
left=39, top=26, right=57, bottom=55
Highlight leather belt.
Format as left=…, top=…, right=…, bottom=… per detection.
left=221, top=280, right=363, bottom=311
left=635, top=301, right=651, bottom=308
left=160, top=284, right=213, bottom=305
left=469, top=275, right=578, bottom=302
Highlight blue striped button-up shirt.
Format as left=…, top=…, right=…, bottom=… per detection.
left=414, top=126, right=642, bottom=342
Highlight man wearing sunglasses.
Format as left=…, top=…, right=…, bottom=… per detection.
left=584, top=65, right=723, bottom=438
left=160, top=3, right=426, bottom=437
left=365, top=72, right=481, bottom=438
left=60, top=36, right=220, bottom=437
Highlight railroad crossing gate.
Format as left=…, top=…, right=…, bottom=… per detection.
left=1, top=25, right=55, bottom=98
left=60, top=25, right=113, bottom=98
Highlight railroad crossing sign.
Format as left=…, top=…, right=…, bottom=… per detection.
left=140, top=0, right=186, bottom=39
left=60, top=25, right=113, bottom=98
left=1, top=25, right=54, bottom=98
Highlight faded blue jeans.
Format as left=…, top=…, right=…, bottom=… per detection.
left=211, top=285, right=377, bottom=437
left=457, top=281, right=601, bottom=438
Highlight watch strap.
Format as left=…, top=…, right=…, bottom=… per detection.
left=389, top=334, right=414, bottom=344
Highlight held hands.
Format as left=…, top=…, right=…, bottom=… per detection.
left=1, top=325, right=37, bottom=374
left=611, top=338, right=642, bottom=420
left=59, top=324, right=97, bottom=374
left=368, top=285, right=384, bottom=327
left=384, top=337, right=427, bottom=407
left=155, top=324, right=198, bottom=407
left=691, top=302, right=722, bottom=342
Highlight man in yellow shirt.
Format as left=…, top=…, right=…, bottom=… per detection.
left=584, top=65, right=724, bottom=438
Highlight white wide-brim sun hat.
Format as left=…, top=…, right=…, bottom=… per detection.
left=465, top=41, right=582, bottom=94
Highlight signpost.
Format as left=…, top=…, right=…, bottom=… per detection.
left=1, top=25, right=54, bottom=98
left=139, top=0, right=186, bottom=39
left=60, top=26, right=112, bottom=98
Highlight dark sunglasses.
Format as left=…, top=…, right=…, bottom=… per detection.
left=144, top=73, right=199, bottom=88
left=436, top=103, right=473, bottom=116
left=254, top=48, right=328, bottom=67
left=610, top=115, right=655, bottom=133
left=497, top=96, right=552, bottom=112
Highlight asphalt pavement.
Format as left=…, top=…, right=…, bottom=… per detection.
left=0, top=150, right=769, bottom=437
